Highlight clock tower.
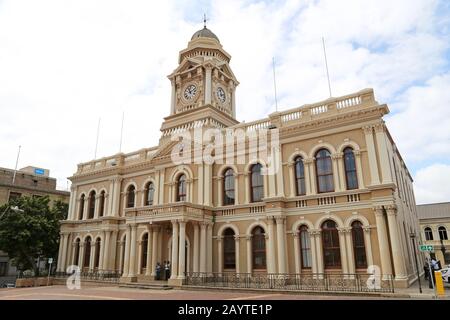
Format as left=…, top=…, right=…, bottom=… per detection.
left=160, top=25, right=240, bottom=143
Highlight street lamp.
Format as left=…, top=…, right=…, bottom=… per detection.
left=0, top=205, right=24, bottom=220
left=409, top=231, right=422, bottom=294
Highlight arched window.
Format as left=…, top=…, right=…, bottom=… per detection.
left=98, top=191, right=105, bottom=217
left=424, top=227, right=434, bottom=241
left=88, top=190, right=96, bottom=219
left=144, top=182, right=155, bottom=206
left=250, top=164, right=264, bottom=203
left=351, top=221, right=367, bottom=268
left=322, top=220, right=341, bottom=268
left=252, top=226, right=266, bottom=270
left=126, top=185, right=136, bottom=208
left=177, top=174, right=187, bottom=202
left=78, top=194, right=85, bottom=220
left=141, top=233, right=148, bottom=271
left=316, top=149, right=334, bottom=193
left=344, top=147, right=358, bottom=190
left=438, top=226, right=448, bottom=241
left=223, top=168, right=235, bottom=206
left=73, top=239, right=80, bottom=266
left=223, top=228, right=236, bottom=269
left=295, top=156, right=306, bottom=196
left=299, top=225, right=311, bottom=268
left=84, top=237, right=92, bottom=269
left=94, top=238, right=101, bottom=269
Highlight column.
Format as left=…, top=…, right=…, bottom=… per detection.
left=246, top=235, right=252, bottom=274
left=158, top=170, right=165, bottom=204
left=244, top=173, right=250, bottom=204
left=293, top=232, right=301, bottom=274
left=363, top=226, right=374, bottom=267
left=344, top=228, right=355, bottom=274
left=99, top=232, right=105, bottom=270
left=198, top=165, right=204, bottom=205
left=61, top=234, right=69, bottom=271
left=267, top=218, right=276, bottom=273
left=199, top=223, right=207, bottom=273
left=68, top=187, right=77, bottom=220
left=178, top=221, right=186, bottom=279
left=309, top=231, right=318, bottom=274
left=207, top=223, right=213, bottom=274
left=151, top=226, right=159, bottom=277
left=111, top=177, right=122, bottom=217
left=332, top=154, right=342, bottom=192
left=374, top=206, right=393, bottom=277
left=154, top=171, right=160, bottom=206
left=137, top=240, right=143, bottom=275
left=314, top=231, right=324, bottom=274
left=94, top=195, right=100, bottom=219
left=89, top=242, right=95, bottom=272
left=78, top=243, right=85, bottom=269
left=354, top=150, right=365, bottom=189
left=234, top=235, right=240, bottom=273
left=374, top=123, right=393, bottom=184
left=128, top=224, right=137, bottom=278
left=170, top=221, right=179, bottom=279
left=386, top=205, right=407, bottom=279
left=107, top=181, right=114, bottom=216
left=276, top=217, right=287, bottom=274
left=363, top=126, right=381, bottom=185
left=123, top=226, right=131, bottom=277
left=205, top=66, right=212, bottom=104
left=193, top=223, right=200, bottom=272
left=204, top=164, right=212, bottom=206
left=306, top=158, right=316, bottom=194
left=57, top=234, right=64, bottom=272
left=234, top=172, right=240, bottom=205
left=170, top=79, right=176, bottom=114
left=103, top=231, right=111, bottom=271
left=338, top=228, right=349, bottom=274
left=217, top=236, right=223, bottom=274
left=336, top=153, right=346, bottom=191
left=82, top=198, right=88, bottom=220
left=288, top=162, right=296, bottom=197
left=217, top=177, right=223, bottom=206
left=145, top=226, right=153, bottom=276
left=267, top=170, right=276, bottom=198
left=275, top=151, right=285, bottom=197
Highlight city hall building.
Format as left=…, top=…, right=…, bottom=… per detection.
left=57, top=26, right=421, bottom=289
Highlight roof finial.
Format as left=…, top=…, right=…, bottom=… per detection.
left=203, top=13, right=208, bottom=28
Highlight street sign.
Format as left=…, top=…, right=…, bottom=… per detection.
left=48, top=258, right=53, bottom=264
left=419, top=245, right=433, bottom=252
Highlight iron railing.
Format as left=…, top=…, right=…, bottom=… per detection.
left=183, top=272, right=394, bottom=293
left=54, top=270, right=122, bottom=283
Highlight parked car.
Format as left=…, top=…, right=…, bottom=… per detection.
left=441, top=266, right=450, bottom=283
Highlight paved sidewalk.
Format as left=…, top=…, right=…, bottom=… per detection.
left=391, top=276, right=450, bottom=299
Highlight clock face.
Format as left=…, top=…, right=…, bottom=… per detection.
left=216, top=87, right=226, bottom=103
left=184, top=84, right=197, bottom=100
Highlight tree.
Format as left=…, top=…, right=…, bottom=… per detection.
left=0, top=196, right=68, bottom=276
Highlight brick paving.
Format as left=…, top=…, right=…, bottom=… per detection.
left=0, top=285, right=403, bottom=300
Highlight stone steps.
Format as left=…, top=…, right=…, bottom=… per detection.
left=119, top=282, right=173, bottom=290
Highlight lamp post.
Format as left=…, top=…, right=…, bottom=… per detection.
left=410, top=231, right=422, bottom=294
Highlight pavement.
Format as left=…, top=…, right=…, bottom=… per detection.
left=0, top=276, right=448, bottom=300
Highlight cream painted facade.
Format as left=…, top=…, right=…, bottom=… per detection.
left=58, top=26, right=421, bottom=288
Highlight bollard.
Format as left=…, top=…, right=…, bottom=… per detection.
left=434, top=271, right=445, bottom=297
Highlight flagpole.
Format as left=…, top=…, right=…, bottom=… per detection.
left=94, top=117, right=101, bottom=159
left=272, top=57, right=278, bottom=112
left=119, top=111, right=124, bottom=153
left=322, top=37, right=332, bottom=98
left=12, top=145, right=21, bottom=185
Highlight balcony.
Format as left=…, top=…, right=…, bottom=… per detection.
left=124, top=202, right=210, bottom=221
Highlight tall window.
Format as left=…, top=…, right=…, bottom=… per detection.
left=78, top=194, right=85, bottom=220
left=73, top=239, right=80, bottom=266
left=322, top=220, right=341, bottom=268
left=84, top=237, right=92, bottom=268
left=344, top=147, right=358, bottom=190
left=250, top=163, right=264, bottom=202
left=145, top=182, right=155, bottom=206
left=94, top=238, right=101, bottom=269
left=177, top=174, right=187, bottom=202
left=252, top=226, right=266, bottom=270
left=141, top=233, right=148, bottom=270
left=439, top=226, right=448, bottom=241
left=127, top=185, right=135, bottom=208
left=88, top=190, right=96, bottom=219
left=424, top=227, right=434, bottom=241
left=351, top=221, right=367, bottom=268
left=316, top=149, right=334, bottom=193
left=299, top=225, right=312, bottom=268
left=223, top=228, right=236, bottom=269
left=223, top=168, right=235, bottom=206
left=295, top=157, right=306, bottom=196
left=98, top=191, right=105, bottom=217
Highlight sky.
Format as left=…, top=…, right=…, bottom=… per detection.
left=0, top=0, right=449, bottom=204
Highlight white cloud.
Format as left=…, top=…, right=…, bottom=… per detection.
left=0, top=0, right=448, bottom=205
left=414, top=164, right=450, bottom=204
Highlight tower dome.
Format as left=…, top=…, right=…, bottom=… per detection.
left=191, top=26, right=220, bottom=42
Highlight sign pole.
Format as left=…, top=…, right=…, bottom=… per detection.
left=47, top=258, right=53, bottom=286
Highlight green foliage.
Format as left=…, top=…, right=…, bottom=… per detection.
left=0, top=196, right=68, bottom=276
